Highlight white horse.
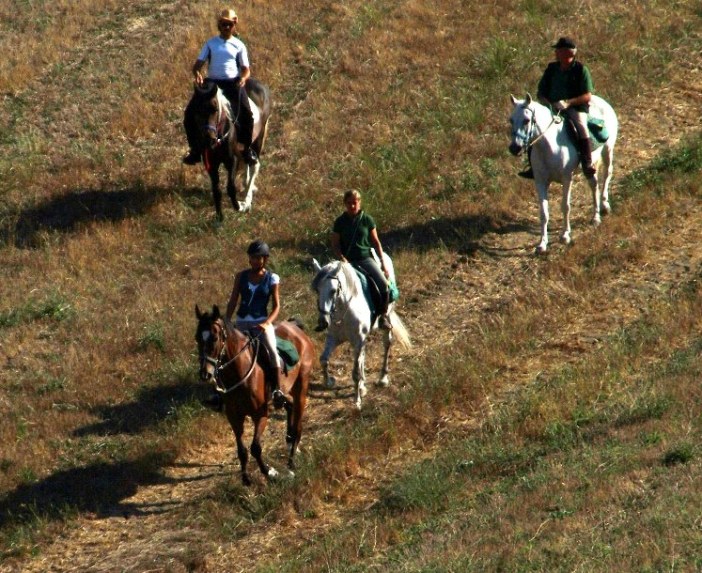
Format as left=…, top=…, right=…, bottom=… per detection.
left=311, top=254, right=412, bottom=410
left=509, top=93, right=618, bottom=253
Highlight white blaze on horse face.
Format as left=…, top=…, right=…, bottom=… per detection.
left=201, top=331, right=211, bottom=342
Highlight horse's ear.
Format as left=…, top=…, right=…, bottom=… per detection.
left=212, top=305, right=221, bottom=319
left=195, top=304, right=202, bottom=318
left=525, top=92, right=533, bottom=105
left=312, top=259, right=322, bottom=273
left=510, top=94, right=518, bottom=105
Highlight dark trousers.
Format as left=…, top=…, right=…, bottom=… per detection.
left=353, top=257, right=389, bottom=314
left=183, top=78, right=254, bottom=152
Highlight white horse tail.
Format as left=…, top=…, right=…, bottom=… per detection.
left=389, top=312, right=412, bottom=350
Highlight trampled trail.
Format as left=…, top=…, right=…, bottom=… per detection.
left=9, top=62, right=702, bottom=573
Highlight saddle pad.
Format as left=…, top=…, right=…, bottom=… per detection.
left=588, top=116, right=609, bottom=143
left=276, top=337, right=299, bottom=368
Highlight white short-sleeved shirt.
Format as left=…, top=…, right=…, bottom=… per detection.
left=197, top=35, right=250, bottom=81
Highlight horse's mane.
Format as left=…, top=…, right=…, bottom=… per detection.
left=216, top=89, right=232, bottom=123
left=311, top=261, right=360, bottom=299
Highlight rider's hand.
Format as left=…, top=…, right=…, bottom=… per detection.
left=194, top=71, right=204, bottom=87
left=553, top=100, right=569, bottom=112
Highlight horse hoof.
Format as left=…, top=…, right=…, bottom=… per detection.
left=266, top=467, right=279, bottom=481
left=242, top=474, right=252, bottom=487
left=561, top=234, right=571, bottom=245
left=592, top=217, right=602, bottom=227
left=535, top=245, right=548, bottom=255
left=238, top=201, right=251, bottom=213
left=355, top=400, right=363, bottom=411
left=378, top=375, right=390, bottom=387
left=601, top=202, right=611, bottom=215
left=324, top=376, right=336, bottom=389
left=359, top=383, right=368, bottom=398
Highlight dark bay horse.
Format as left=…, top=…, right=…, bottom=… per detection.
left=195, top=305, right=312, bottom=485
left=190, top=79, right=271, bottom=220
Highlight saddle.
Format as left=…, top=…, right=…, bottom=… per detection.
left=351, top=266, right=400, bottom=321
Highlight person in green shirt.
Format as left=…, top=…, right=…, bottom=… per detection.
left=331, top=190, right=392, bottom=330
left=520, top=37, right=597, bottom=180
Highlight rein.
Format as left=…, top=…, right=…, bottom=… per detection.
left=525, top=105, right=562, bottom=149
left=210, top=322, right=261, bottom=395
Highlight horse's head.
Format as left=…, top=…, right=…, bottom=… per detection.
left=311, top=259, right=343, bottom=331
left=508, top=93, right=537, bottom=156
left=194, top=304, right=227, bottom=383
left=192, top=82, right=232, bottom=150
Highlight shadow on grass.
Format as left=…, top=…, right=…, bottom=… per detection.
left=277, top=213, right=535, bottom=270
left=0, top=451, right=226, bottom=537
left=1, top=185, right=207, bottom=249
left=74, top=381, right=198, bottom=437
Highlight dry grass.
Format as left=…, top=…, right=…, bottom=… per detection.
left=0, top=0, right=701, bottom=570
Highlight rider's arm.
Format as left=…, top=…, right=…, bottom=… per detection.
left=331, top=232, right=347, bottom=263
left=239, top=65, right=251, bottom=86
left=192, top=59, right=206, bottom=86
left=370, top=228, right=389, bottom=277
left=225, top=272, right=243, bottom=323
left=260, top=283, right=280, bottom=329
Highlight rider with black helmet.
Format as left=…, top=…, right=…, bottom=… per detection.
left=222, top=239, right=288, bottom=409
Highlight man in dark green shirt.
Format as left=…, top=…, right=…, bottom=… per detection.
left=520, top=37, right=597, bottom=180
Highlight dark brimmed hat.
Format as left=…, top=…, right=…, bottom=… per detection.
left=552, top=37, right=577, bottom=50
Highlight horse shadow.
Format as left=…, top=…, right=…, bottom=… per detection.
left=0, top=453, right=221, bottom=533
left=278, top=213, right=534, bottom=269
left=73, top=381, right=197, bottom=437
left=1, top=184, right=208, bottom=249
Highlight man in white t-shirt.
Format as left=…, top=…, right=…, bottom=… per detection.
left=182, top=8, right=257, bottom=166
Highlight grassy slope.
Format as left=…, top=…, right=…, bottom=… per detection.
left=0, top=0, right=701, bottom=570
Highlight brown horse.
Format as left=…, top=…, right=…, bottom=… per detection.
left=190, top=79, right=271, bottom=219
left=194, top=305, right=312, bottom=485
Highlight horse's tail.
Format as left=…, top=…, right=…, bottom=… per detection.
left=389, top=312, right=412, bottom=350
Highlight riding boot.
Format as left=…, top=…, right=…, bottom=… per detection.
left=270, top=367, right=288, bottom=410
left=182, top=101, right=202, bottom=165
left=378, top=291, right=392, bottom=330
left=240, top=124, right=258, bottom=166
left=577, top=138, right=597, bottom=178
left=518, top=147, right=534, bottom=179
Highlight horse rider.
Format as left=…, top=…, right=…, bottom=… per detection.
left=182, top=8, right=258, bottom=167
left=331, top=190, right=393, bottom=330
left=519, top=36, right=597, bottom=180
left=223, top=240, right=289, bottom=410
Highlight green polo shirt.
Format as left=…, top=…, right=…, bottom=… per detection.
left=332, top=211, right=376, bottom=262
left=537, top=61, right=594, bottom=112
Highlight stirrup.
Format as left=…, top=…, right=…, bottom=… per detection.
left=272, top=389, right=287, bottom=410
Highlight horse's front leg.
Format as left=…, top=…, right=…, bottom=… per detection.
left=225, top=157, right=240, bottom=212
left=320, top=333, right=339, bottom=389
left=352, top=340, right=367, bottom=410
left=228, top=413, right=251, bottom=486
left=560, top=178, right=574, bottom=244
left=209, top=166, right=224, bottom=221
left=250, top=414, right=277, bottom=480
left=378, top=326, right=393, bottom=387
left=535, top=181, right=550, bottom=254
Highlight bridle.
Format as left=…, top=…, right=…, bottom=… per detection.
left=318, top=267, right=351, bottom=325
left=200, top=319, right=261, bottom=395
left=520, top=103, right=562, bottom=150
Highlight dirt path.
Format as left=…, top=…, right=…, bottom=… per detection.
left=8, top=60, right=701, bottom=571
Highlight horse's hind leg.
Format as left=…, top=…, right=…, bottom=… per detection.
left=536, top=181, right=550, bottom=253
left=285, top=382, right=307, bottom=472
left=378, top=328, right=392, bottom=387
left=599, top=144, right=614, bottom=215
left=238, top=163, right=260, bottom=213
left=225, top=158, right=240, bottom=212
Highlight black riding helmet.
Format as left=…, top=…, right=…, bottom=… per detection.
left=247, top=239, right=270, bottom=257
